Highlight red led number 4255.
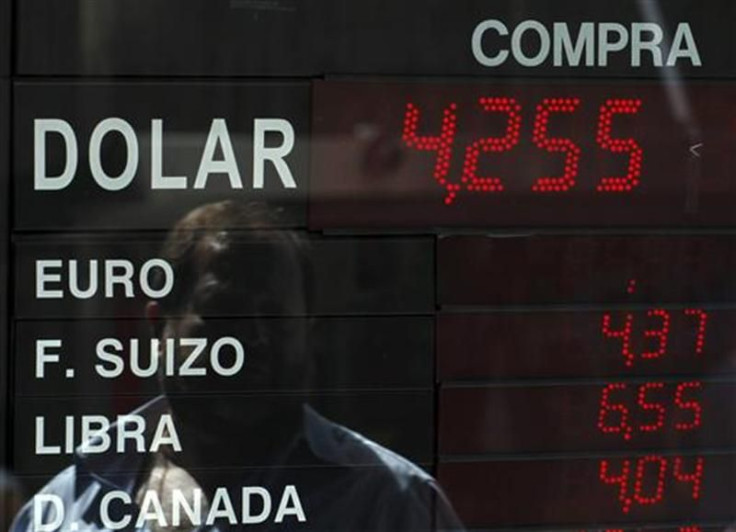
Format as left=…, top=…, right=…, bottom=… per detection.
left=402, top=97, right=642, bottom=204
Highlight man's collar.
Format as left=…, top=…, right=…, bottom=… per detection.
left=74, top=396, right=168, bottom=497
left=72, top=396, right=369, bottom=498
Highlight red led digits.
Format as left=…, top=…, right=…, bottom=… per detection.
left=633, top=455, right=667, bottom=505
left=673, top=456, right=705, bottom=499
left=601, top=313, right=636, bottom=367
left=684, top=309, right=709, bottom=355
left=642, top=309, right=670, bottom=360
left=674, top=381, right=703, bottom=431
left=601, top=309, right=670, bottom=367
left=598, top=383, right=633, bottom=440
left=596, top=291, right=708, bottom=518
left=595, top=98, right=643, bottom=192
left=600, top=456, right=704, bottom=513
left=637, top=382, right=666, bottom=433
left=401, top=96, right=645, bottom=203
left=402, top=102, right=459, bottom=204
left=602, top=298, right=710, bottom=367
left=461, top=97, right=521, bottom=194
left=598, top=382, right=703, bottom=439
left=600, top=459, right=633, bottom=513
left=627, top=278, right=637, bottom=294
left=531, top=97, right=581, bottom=192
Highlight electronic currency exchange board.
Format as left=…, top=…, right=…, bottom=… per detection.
left=3, top=1, right=736, bottom=532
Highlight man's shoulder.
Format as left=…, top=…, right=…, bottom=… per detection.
left=301, top=407, right=465, bottom=529
left=303, top=406, right=435, bottom=490
left=9, top=466, right=91, bottom=532
left=11, top=407, right=463, bottom=531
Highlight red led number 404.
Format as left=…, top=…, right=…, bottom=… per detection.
left=600, top=456, right=704, bottom=514
left=402, top=97, right=642, bottom=204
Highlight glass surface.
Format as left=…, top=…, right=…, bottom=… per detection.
left=2, top=2, right=735, bottom=532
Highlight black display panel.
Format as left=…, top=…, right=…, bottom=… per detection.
left=14, top=235, right=434, bottom=318
left=311, top=81, right=736, bottom=229
left=0, top=0, right=9, bottom=77
left=14, top=317, right=433, bottom=396
left=574, top=529, right=720, bottom=532
left=17, top=0, right=325, bottom=76
left=16, top=0, right=731, bottom=78
left=0, top=81, right=8, bottom=473
left=439, top=382, right=736, bottom=454
left=438, top=235, right=736, bottom=306
left=438, top=454, right=736, bottom=528
left=13, top=392, right=434, bottom=476
left=517, top=528, right=719, bottom=532
left=6, top=2, right=736, bottom=532
left=438, top=311, right=736, bottom=380
left=16, top=465, right=442, bottom=532
left=14, top=82, right=309, bottom=231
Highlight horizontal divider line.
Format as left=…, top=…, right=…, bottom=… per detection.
left=439, top=448, right=736, bottom=462
left=11, top=312, right=436, bottom=321
left=439, top=303, right=736, bottom=312
left=15, top=228, right=736, bottom=238
left=12, top=388, right=435, bottom=399
left=11, top=75, right=318, bottom=83
left=10, top=230, right=432, bottom=241
left=11, top=461, right=435, bottom=477
left=457, top=519, right=736, bottom=532
left=439, top=376, right=736, bottom=388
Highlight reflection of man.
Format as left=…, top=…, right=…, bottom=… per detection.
left=1, top=470, right=23, bottom=531
left=12, top=201, right=462, bottom=532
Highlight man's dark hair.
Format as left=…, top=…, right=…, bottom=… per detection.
left=153, top=200, right=312, bottom=318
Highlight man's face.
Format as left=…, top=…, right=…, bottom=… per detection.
left=158, top=234, right=310, bottom=436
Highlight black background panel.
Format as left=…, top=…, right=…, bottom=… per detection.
left=310, top=81, right=736, bottom=230
left=15, top=0, right=736, bottom=78
left=14, top=235, right=435, bottom=318
left=6, top=2, right=736, bottom=531
left=438, top=454, right=736, bottom=528
left=437, top=311, right=736, bottom=380
left=0, top=0, right=9, bottom=77
left=15, top=464, right=440, bottom=532
left=439, top=382, right=736, bottom=454
left=14, top=317, right=433, bottom=395
left=17, top=0, right=326, bottom=76
left=14, top=82, right=309, bottom=231
left=14, top=392, right=434, bottom=477
left=438, top=235, right=736, bottom=306
left=0, top=80, right=8, bottom=471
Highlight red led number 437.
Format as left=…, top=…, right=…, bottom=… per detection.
left=402, top=97, right=642, bottom=204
